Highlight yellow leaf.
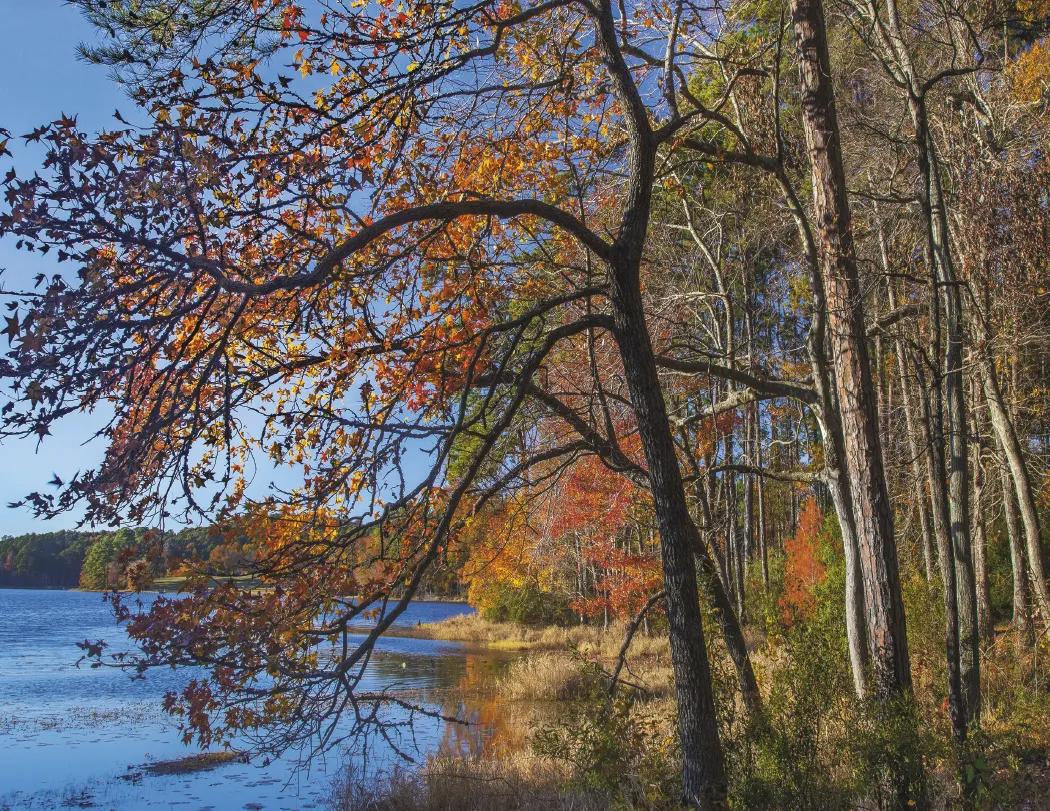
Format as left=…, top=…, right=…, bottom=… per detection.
left=406, top=61, right=420, bottom=73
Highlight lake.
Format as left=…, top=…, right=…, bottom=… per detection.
left=0, top=589, right=498, bottom=810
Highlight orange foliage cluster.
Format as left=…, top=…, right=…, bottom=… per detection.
left=455, top=497, right=551, bottom=615
left=545, top=455, right=660, bottom=621
left=779, top=498, right=827, bottom=625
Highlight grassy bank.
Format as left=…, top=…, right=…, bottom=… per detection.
left=334, top=754, right=606, bottom=811
left=335, top=605, right=1050, bottom=810
left=411, top=613, right=667, bottom=653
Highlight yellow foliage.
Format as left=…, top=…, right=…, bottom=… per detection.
left=1008, top=39, right=1050, bottom=102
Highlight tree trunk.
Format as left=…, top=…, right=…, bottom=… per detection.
left=916, top=359, right=968, bottom=744
left=971, top=440, right=992, bottom=644
left=876, top=0, right=982, bottom=721
left=980, top=352, right=1050, bottom=621
left=692, top=536, right=763, bottom=717
left=756, top=404, right=769, bottom=588
left=790, top=0, right=912, bottom=701
left=905, top=94, right=980, bottom=724
left=880, top=260, right=936, bottom=582
left=611, top=264, right=728, bottom=808
left=1001, top=463, right=1035, bottom=644
left=825, top=459, right=872, bottom=698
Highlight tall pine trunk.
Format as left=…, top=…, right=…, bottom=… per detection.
left=789, top=1, right=923, bottom=801
left=790, top=0, right=912, bottom=698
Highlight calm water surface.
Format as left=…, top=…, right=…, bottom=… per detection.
left=0, top=589, right=494, bottom=810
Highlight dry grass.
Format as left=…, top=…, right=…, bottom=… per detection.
left=417, top=615, right=675, bottom=701
left=419, top=614, right=670, bottom=657
left=332, top=753, right=607, bottom=811
left=412, top=614, right=559, bottom=648
left=496, top=653, right=594, bottom=701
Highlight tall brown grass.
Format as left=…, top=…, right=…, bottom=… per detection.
left=418, top=614, right=670, bottom=659
left=496, top=653, right=593, bottom=701
left=331, top=754, right=607, bottom=811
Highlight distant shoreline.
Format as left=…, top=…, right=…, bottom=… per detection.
left=0, top=583, right=470, bottom=604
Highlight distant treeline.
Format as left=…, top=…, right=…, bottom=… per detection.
left=0, top=526, right=244, bottom=590
left=0, top=524, right=466, bottom=596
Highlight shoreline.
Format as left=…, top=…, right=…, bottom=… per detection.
left=0, top=583, right=469, bottom=603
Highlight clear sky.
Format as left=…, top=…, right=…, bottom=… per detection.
left=0, top=3, right=422, bottom=537
left=1, top=3, right=150, bottom=535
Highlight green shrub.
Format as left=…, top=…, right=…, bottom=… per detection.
left=478, top=580, right=574, bottom=626
left=726, top=514, right=937, bottom=809
left=533, top=674, right=682, bottom=809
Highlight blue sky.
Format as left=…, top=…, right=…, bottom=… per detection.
left=0, top=3, right=144, bottom=535
left=0, top=3, right=429, bottom=537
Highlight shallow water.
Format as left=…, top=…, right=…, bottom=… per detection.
left=0, top=589, right=494, bottom=810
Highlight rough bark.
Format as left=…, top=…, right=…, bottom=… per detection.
left=790, top=0, right=912, bottom=702
left=611, top=277, right=728, bottom=807
left=592, top=0, right=729, bottom=799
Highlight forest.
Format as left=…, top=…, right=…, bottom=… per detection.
left=0, top=0, right=1048, bottom=808
left=0, top=526, right=255, bottom=589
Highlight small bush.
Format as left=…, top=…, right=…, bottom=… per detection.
left=726, top=513, right=937, bottom=809
left=533, top=683, right=682, bottom=809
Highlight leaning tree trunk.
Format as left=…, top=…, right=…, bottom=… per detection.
left=1001, top=463, right=1035, bottom=644
left=692, top=533, right=763, bottom=717
left=980, top=351, right=1050, bottom=622
left=790, top=0, right=912, bottom=700
left=693, top=479, right=763, bottom=715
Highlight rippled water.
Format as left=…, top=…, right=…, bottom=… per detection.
left=0, top=589, right=493, bottom=810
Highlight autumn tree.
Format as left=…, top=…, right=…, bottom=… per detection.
left=0, top=0, right=788, bottom=803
